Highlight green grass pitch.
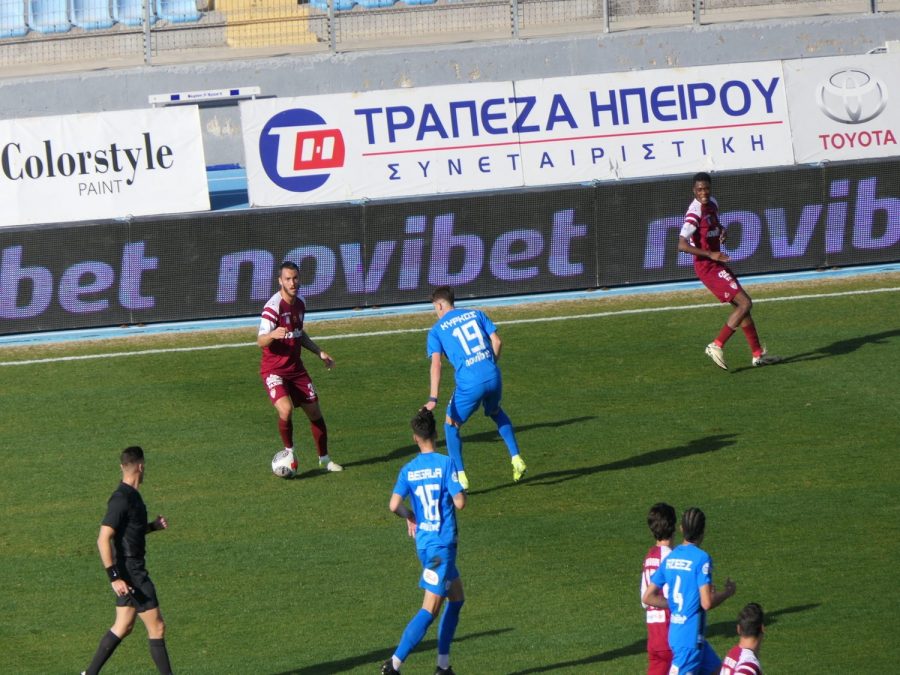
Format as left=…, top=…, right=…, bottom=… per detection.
left=0, top=273, right=898, bottom=674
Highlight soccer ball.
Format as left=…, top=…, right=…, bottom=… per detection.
left=271, top=449, right=298, bottom=478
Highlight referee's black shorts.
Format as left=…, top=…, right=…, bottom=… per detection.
left=115, top=558, right=160, bottom=613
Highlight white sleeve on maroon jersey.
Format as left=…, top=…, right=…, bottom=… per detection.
left=259, top=301, right=279, bottom=336
left=680, top=199, right=701, bottom=239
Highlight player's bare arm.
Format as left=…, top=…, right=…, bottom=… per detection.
left=453, top=492, right=467, bottom=511
left=425, top=352, right=442, bottom=411
left=257, top=326, right=287, bottom=348
left=390, top=493, right=417, bottom=536
left=678, top=236, right=731, bottom=263
left=299, top=333, right=335, bottom=368
left=699, top=577, right=736, bottom=611
left=641, top=581, right=668, bottom=609
left=490, top=332, right=502, bottom=362
left=97, top=525, right=130, bottom=597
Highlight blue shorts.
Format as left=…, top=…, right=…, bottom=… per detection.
left=416, top=545, right=459, bottom=596
left=670, top=640, right=721, bottom=675
left=447, top=375, right=502, bottom=425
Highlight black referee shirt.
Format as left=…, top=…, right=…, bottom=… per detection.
left=102, top=482, right=148, bottom=559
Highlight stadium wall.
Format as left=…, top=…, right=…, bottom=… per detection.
left=2, top=159, right=897, bottom=335
left=1, top=12, right=898, bottom=166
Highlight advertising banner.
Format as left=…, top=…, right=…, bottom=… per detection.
left=241, top=62, right=794, bottom=207
left=1, top=161, right=897, bottom=336
left=784, top=53, right=900, bottom=164
left=0, top=107, right=209, bottom=227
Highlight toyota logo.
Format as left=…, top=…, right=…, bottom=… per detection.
left=816, top=68, right=888, bottom=124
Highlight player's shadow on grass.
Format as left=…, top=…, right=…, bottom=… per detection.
left=272, top=627, right=513, bottom=674
left=732, top=328, right=900, bottom=372
left=704, top=602, right=820, bottom=639
left=340, top=416, right=595, bottom=469
left=506, top=603, right=818, bottom=674
left=468, top=434, right=737, bottom=496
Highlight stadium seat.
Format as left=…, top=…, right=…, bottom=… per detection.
left=112, top=0, right=154, bottom=26
left=27, top=0, right=70, bottom=32
left=356, top=0, right=395, bottom=7
left=0, top=0, right=28, bottom=38
left=155, top=0, right=200, bottom=22
left=71, top=0, right=114, bottom=29
left=310, top=0, right=356, bottom=11
left=403, top=0, right=435, bottom=4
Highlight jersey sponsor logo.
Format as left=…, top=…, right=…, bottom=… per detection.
left=702, top=562, right=710, bottom=575
left=670, top=613, right=688, bottom=625
left=717, top=269, right=734, bottom=281
left=464, top=349, right=492, bottom=368
left=259, top=108, right=346, bottom=193
left=817, top=68, right=887, bottom=125
left=418, top=521, right=441, bottom=532
left=451, top=471, right=459, bottom=484
left=265, top=374, right=284, bottom=389
left=407, top=467, right=443, bottom=481
left=422, top=568, right=439, bottom=586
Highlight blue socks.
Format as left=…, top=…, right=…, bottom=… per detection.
left=491, top=408, right=521, bottom=458
left=437, top=600, right=464, bottom=657
left=394, top=608, right=434, bottom=662
left=444, top=422, right=464, bottom=473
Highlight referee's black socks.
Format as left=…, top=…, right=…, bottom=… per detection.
left=149, top=637, right=173, bottom=674
left=85, top=630, right=122, bottom=674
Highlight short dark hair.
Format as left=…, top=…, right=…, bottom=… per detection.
left=647, top=503, right=676, bottom=541
left=737, top=602, right=765, bottom=637
left=693, top=171, right=712, bottom=185
left=681, top=507, right=706, bottom=543
left=120, top=446, right=145, bottom=467
left=279, top=261, right=300, bottom=275
left=430, top=286, right=455, bottom=305
left=411, top=408, right=437, bottom=440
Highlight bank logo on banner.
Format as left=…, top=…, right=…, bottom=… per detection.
left=0, top=107, right=209, bottom=228
left=241, top=66, right=794, bottom=208
left=785, top=54, right=899, bottom=164
left=259, top=108, right=346, bottom=192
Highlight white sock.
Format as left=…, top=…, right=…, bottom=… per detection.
left=285, top=447, right=293, bottom=453
left=437, top=654, right=450, bottom=669
left=392, top=655, right=402, bottom=670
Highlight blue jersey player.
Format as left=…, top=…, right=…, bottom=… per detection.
left=423, top=285, right=527, bottom=490
left=642, top=507, right=737, bottom=675
left=382, top=408, right=466, bottom=675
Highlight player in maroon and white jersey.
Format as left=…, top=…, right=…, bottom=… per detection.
left=640, top=503, right=675, bottom=675
left=720, top=602, right=765, bottom=675
left=258, top=261, right=342, bottom=472
left=678, top=172, right=780, bottom=371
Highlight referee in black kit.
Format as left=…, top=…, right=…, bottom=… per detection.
left=82, top=446, right=174, bottom=674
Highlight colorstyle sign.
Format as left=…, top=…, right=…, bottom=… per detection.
left=0, top=107, right=209, bottom=227
left=241, top=62, right=795, bottom=207
left=784, top=53, right=899, bottom=164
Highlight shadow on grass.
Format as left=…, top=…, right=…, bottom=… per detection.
left=468, top=434, right=737, bottom=496
left=272, top=627, right=513, bottom=674
left=340, top=417, right=596, bottom=469
left=731, top=328, right=900, bottom=373
left=704, top=602, right=820, bottom=639
left=507, top=603, right=819, bottom=674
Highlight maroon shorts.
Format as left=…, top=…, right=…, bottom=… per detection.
left=262, top=370, right=318, bottom=407
left=696, top=262, right=744, bottom=303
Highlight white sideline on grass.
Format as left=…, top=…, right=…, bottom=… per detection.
left=1, top=286, right=897, bottom=368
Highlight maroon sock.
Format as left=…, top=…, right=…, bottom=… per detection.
left=310, top=418, right=328, bottom=458
left=278, top=418, right=293, bottom=449
left=742, top=320, right=763, bottom=357
left=714, top=324, right=735, bottom=347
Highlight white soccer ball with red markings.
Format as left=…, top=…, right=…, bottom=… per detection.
left=271, top=449, right=298, bottom=478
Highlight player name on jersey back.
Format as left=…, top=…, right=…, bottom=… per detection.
left=407, top=467, right=443, bottom=481
left=438, top=310, right=478, bottom=331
